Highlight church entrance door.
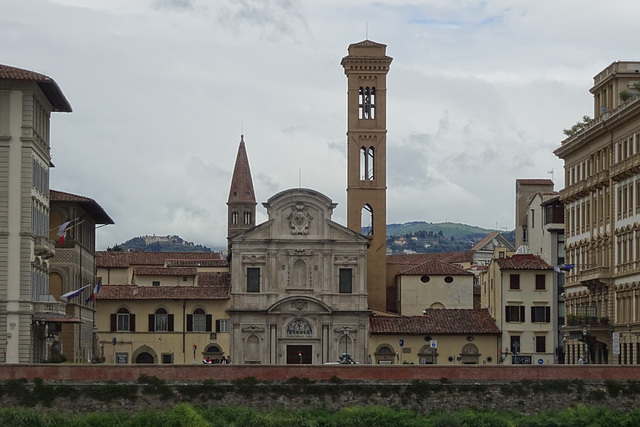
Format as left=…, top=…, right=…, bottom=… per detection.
left=286, top=345, right=312, bottom=364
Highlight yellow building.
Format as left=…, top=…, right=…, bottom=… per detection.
left=554, top=61, right=640, bottom=364
left=95, top=252, right=230, bottom=364
left=369, top=310, right=501, bottom=365
left=481, top=247, right=556, bottom=365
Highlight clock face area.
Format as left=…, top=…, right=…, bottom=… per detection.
left=286, top=319, right=313, bottom=337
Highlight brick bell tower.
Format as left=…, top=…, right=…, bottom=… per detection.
left=341, top=40, right=392, bottom=311
left=227, top=135, right=256, bottom=242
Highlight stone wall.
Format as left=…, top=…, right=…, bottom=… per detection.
left=1, top=365, right=639, bottom=415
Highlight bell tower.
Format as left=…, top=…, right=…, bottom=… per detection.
left=341, top=40, right=392, bottom=311
left=227, top=135, right=256, bottom=241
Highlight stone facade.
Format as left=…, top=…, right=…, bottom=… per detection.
left=228, top=188, right=371, bottom=365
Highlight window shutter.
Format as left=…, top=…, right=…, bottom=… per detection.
left=505, top=307, right=511, bottom=322
left=206, top=315, right=212, bottom=332
left=520, top=306, right=525, bottom=322
left=168, top=314, right=174, bottom=332
left=148, top=314, right=154, bottom=332
left=531, top=307, right=536, bottom=322
left=110, top=314, right=116, bottom=332
left=216, top=319, right=221, bottom=333
left=186, top=314, right=193, bottom=332
left=546, top=306, right=551, bottom=323
left=130, top=314, right=136, bottom=332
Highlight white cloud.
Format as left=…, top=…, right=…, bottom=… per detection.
left=4, top=0, right=639, bottom=249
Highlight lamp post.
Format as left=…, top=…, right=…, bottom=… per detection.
left=343, top=326, right=350, bottom=355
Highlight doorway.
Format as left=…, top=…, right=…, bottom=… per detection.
left=286, top=345, right=312, bottom=364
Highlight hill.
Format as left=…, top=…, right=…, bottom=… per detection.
left=108, top=235, right=213, bottom=253
left=108, top=223, right=515, bottom=254
left=385, top=221, right=515, bottom=255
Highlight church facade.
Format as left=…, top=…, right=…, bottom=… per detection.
left=227, top=188, right=371, bottom=364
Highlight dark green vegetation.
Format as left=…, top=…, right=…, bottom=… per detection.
left=2, top=404, right=640, bottom=426
left=386, top=221, right=515, bottom=254
left=107, top=235, right=213, bottom=252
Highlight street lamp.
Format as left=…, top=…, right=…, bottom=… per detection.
left=343, top=326, right=350, bottom=355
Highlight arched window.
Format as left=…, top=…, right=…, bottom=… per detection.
left=111, top=307, right=135, bottom=332
left=361, top=204, right=373, bottom=235
left=358, top=86, right=376, bottom=119
left=246, top=334, right=260, bottom=363
left=418, top=345, right=438, bottom=364
left=187, top=308, right=210, bottom=332
left=460, top=343, right=480, bottom=364
left=374, top=344, right=395, bottom=364
left=149, top=308, right=174, bottom=332
left=244, top=210, right=252, bottom=225
left=360, top=146, right=374, bottom=180
left=231, top=211, right=239, bottom=225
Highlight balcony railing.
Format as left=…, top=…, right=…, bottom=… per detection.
left=34, top=236, right=55, bottom=259
left=610, top=153, right=640, bottom=182
left=33, top=300, right=67, bottom=318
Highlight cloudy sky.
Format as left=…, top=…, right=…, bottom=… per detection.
left=4, top=0, right=639, bottom=250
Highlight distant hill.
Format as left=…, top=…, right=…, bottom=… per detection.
left=385, top=222, right=515, bottom=255
left=107, top=235, right=213, bottom=253
left=108, top=223, right=515, bottom=254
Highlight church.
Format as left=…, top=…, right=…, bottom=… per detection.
left=225, top=40, right=392, bottom=364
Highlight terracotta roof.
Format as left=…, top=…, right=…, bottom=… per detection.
left=386, top=252, right=472, bottom=266
left=470, top=231, right=500, bottom=251
left=197, top=272, right=231, bottom=287
left=50, top=190, right=114, bottom=225
left=0, top=64, right=72, bottom=112
left=133, top=267, right=198, bottom=276
left=96, top=251, right=223, bottom=268
left=97, top=283, right=230, bottom=300
left=495, top=254, right=552, bottom=270
left=165, top=259, right=228, bottom=268
left=370, top=309, right=501, bottom=335
left=228, top=135, right=256, bottom=205
left=399, top=260, right=473, bottom=276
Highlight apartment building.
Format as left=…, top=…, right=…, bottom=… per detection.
left=0, top=65, right=72, bottom=363
left=554, top=61, right=640, bottom=364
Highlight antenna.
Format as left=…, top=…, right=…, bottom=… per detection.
left=548, top=169, right=554, bottom=183
left=366, top=22, right=368, bottom=39
left=299, top=168, right=301, bottom=188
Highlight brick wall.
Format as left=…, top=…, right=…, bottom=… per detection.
left=1, top=364, right=639, bottom=382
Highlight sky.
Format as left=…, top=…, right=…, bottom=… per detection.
left=4, top=0, right=640, bottom=251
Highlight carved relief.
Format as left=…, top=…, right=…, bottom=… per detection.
left=241, top=254, right=266, bottom=264
left=291, top=300, right=308, bottom=311
left=287, top=203, right=313, bottom=235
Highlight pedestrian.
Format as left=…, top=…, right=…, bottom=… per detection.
left=578, top=356, right=584, bottom=365
left=226, top=355, right=231, bottom=364
left=221, top=356, right=227, bottom=364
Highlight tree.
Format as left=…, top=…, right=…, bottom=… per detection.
left=563, top=115, right=593, bottom=137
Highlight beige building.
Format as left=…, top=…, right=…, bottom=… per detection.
left=48, top=190, right=113, bottom=363
left=481, top=248, right=556, bottom=365
left=396, top=260, right=474, bottom=315
left=554, top=61, right=640, bottom=364
left=95, top=251, right=230, bottom=364
left=228, top=188, right=371, bottom=364
left=369, top=310, right=501, bottom=365
left=0, top=65, right=72, bottom=363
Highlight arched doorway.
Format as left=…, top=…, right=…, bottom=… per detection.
left=135, top=352, right=154, bottom=364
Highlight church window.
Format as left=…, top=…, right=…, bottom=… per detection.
left=247, top=267, right=260, bottom=293
left=358, top=86, right=376, bottom=119
left=232, top=211, right=239, bottom=225
left=360, top=146, right=374, bottom=180
left=361, top=204, right=373, bottom=235
left=244, top=210, right=252, bottom=225
left=339, top=268, right=352, bottom=293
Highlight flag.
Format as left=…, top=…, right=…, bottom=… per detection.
left=60, top=285, right=91, bottom=303
left=56, top=220, right=73, bottom=245
left=86, top=279, right=102, bottom=303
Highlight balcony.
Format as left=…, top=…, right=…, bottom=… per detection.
left=33, top=299, right=68, bottom=319
left=586, top=170, right=609, bottom=189
left=34, top=236, right=55, bottom=259
left=559, top=181, right=589, bottom=203
left=610, top=153, right=640, bottom=182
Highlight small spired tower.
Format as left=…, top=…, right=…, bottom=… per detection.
left=227, top=135, right=257, bottom=241
left=341, top=40, right=392, bottom=311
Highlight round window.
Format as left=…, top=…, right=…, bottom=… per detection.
left=444, top=276, right=454, bottom=283
left=420, top=275, right=430, bottom=283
